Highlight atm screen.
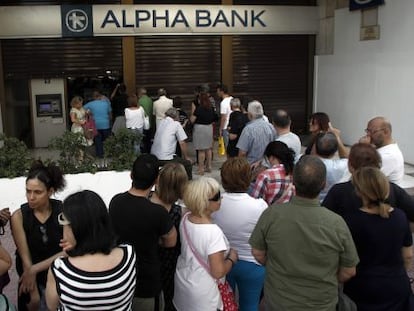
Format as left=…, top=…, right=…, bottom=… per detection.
left=36, top=94, right=63, bottom=117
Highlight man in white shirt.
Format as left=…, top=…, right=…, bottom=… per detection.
left=359, top=116, right=404, bottom=186
left=151, top=108, right=192, bottom=179
left=272, top=109, right=302, bottom=163
left=153, top=88, right=173, bottom=130
left=217, top=84, right=233, bottom=147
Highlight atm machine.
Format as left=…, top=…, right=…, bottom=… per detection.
left=31, top=79, right=67, bottom=148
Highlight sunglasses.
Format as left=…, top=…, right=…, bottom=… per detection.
left=58, top=213, right=71, bottom=226
left=209, top=191, right=221, bottom=202
left=39, top=225, right=48, bottom=245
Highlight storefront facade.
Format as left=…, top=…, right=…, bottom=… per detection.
left=0, top=0, right=317, bottom=147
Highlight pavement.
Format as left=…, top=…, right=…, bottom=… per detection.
left=2, top=142, right=414, bottom=306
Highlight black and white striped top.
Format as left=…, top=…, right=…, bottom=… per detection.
left=51, top=244, right=136, bottom=311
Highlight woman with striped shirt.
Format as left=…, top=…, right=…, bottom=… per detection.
left=45, top=190, right=136, bottom=311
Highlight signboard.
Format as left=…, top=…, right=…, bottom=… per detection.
left=350, top=0, right=385, bottom=11
left=0, top=5, right=318, bottom=39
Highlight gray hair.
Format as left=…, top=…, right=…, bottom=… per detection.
left=165, top=107, right=178, bottom=120
left=247, top=100, right=264, bottom=119
left=157, top=88, right=167, bottom=97
left=230, top=98, right=241, bottom=109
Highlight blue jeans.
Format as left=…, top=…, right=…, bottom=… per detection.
left=222, top=128, right=229, bottom=148
left=227, top=260, right=265, bottom=311
left=94, top=128, right=111, bottom=158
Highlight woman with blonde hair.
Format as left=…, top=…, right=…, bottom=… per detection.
left=173, top=177, right=238, bottom=310
left=343, top=167, right=413, bottom=311
left=69, top=96, right=86, bottom=134
left=150, top=162, right=188, bottom=311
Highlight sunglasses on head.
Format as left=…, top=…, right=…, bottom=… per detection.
left=209, top=191, right=221, bottom=202
left=58, top=213, right=71, bottom=226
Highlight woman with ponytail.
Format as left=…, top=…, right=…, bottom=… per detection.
left=343, top=166, right=413, bottom=311
left=11, top=161, right=66, bottom=311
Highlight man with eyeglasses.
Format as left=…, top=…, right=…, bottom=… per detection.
left=359, top=116, right=404, bottom=186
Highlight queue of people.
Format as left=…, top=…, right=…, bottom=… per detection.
left=1, top=89, right=414, bottom=311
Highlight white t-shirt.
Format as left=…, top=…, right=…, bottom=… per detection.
left=153, top=95, right=173, bottom=128
left=319, top=158, right=349, bottom=202
left=276, top=132, right=302, bottom=163
left=213, top=192, right=267, bottom=263
left=377, top=143, right=404, bottom=186
left=220, top=96, right=233, bottom=130
left=125, top=107, right=145, bottom=130
left=151, top=116, right=187, bottom=160
left=174, top=218, right=229, bottom=311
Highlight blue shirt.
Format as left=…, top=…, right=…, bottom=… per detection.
left=84, top=99, right=112, bottom=130
left=236, top=118, right=277, bottom=164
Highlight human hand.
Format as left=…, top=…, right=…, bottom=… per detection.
left=59, top=238, right=74, bottom=252
left=359, top=135, right=371, bottom=144
left=0, top=208, right=11, bottom=226
left=18, top=267, right=36, bottom=295
left=228, top=248, right=238, bottom=263
left=328, top=122, right=341, bottom=138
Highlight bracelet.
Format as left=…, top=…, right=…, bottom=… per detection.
left=225, top=257, right=235, bottom=266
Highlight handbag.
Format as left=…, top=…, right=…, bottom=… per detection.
left=182, top=213, right=238, bottom=311
left=143, top=112, right=150, bottom=130
left=337, top=285, right=357, bottom=311
left=83, top=114, right=98, bottom=139
left=218, top=136, right=226, bottom=156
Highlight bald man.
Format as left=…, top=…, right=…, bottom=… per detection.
left=360, top=116, right=404, bottom=185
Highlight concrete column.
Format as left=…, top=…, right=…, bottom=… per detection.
left=122, top=0, right=136, bottom=94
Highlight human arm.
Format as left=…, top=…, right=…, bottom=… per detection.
left=160, top=226, right=177, bottom=248
left=0, top=243, right=11, bottom=276
left=402, top=246, right=413, bottom=270
left=208, top=248, right=238, bottom=279
left=178, top=141, right=192, bottom=162
left=337, top=266, right=356, bottom=283
left=45, top=268, right=60, bottom=311
left=238, top=149, right=247, bottom=157
left=328, top=123, right=349, bottom=158
left=251, top=248, right=267, bottom=266
left=219, top=114, right=227, bottom=136
left=110, top=84, right=120, bottom=100
left=0, top=208, right=11, bottom=226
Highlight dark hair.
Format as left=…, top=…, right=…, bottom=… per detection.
left=173, top=96, right=183, bottom=109
left=118, top=83, right=127, bottom=94
left=199, top=93, right=212, bottom=109
left=26, top=160, right=65, bottom=192
left=63, top=190, right=117, bottom=256
left=272, top=110, right=291, bottom=128
left=131, top=154, right=159, bottom=189
left=217, top=84, right=228, bottom=94
left=349, top=143, right=381, bottom=170
left=310, top=112, right=330, bottom=132
left=315, top=132, right=338, bottom=157
left=293, top=155, right=326, bottom=198
left=264, top=141, right=295, bottom=175
left=221, top=157, right=252, bottom=192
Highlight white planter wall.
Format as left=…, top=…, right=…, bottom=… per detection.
left=1, top=171, right=131, bottom=214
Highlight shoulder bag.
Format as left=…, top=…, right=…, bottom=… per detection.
left=182, top=213, right=238, bottom=311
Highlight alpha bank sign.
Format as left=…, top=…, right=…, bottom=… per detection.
left=0, top=5, right=318, bottom=39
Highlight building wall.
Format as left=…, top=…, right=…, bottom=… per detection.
left=315, top=0, right=414, bottom=163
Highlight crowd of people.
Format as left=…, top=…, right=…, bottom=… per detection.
left=1, top=84, right=414, bottom=311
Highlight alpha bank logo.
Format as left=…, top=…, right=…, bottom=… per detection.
left=61, top=5, right=93, bottom=37
left=66, top=9, right=88, bottom=32
left=349, top=0, right=384, bottom=11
